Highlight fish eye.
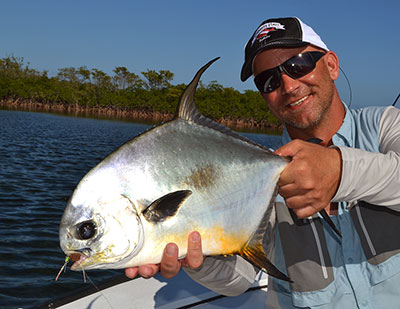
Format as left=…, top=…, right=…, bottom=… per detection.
left=76, top=220, right=97, bottom=240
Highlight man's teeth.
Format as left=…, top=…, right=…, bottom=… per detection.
left=289, top=96, right=308, bottom=107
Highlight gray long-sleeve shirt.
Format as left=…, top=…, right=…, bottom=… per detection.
left=185, top=105, right=400, bottom=308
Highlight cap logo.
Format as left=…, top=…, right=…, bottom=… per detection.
left=251, top=22, right=286, bottom=46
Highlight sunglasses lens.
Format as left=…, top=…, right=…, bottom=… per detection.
left=254, top=69, right=280, bottom=93
left=284, top=54, right=315, bottom=78
left=254, top=52, right=324, bottom=94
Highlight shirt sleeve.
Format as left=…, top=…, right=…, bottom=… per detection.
left=183, top=255, right=257, bottom=296
left=332, top=107, right=400, bottom=210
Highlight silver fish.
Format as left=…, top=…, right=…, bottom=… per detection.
left=59, top=58, right=291, bottom=281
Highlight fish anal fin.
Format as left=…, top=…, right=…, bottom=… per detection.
left=239, top=188, right=292, bottom=282
left=142, top=190, right=192, bottom=223
left=240, top=245, right=293, bottom=283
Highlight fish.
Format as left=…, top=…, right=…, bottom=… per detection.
left=59, top=57, right=293, bottom=282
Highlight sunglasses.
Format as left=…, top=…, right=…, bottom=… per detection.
left=254, top=51, right=325, bottom=94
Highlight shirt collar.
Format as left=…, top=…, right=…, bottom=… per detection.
left=281, top=103, right=353, bottom=147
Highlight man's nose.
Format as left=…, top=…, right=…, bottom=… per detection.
left=280, top=73, right=300, bottom=94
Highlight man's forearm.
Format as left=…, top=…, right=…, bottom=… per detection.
left=184, top=255, right=257, bottom=296
left=333, top=107, right=400, bottom=209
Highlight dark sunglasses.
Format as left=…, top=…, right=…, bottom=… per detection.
left=254, top=51, right=325, bottom=94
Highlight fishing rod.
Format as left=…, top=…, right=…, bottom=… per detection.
left=392, top=92, right=400, bottom=107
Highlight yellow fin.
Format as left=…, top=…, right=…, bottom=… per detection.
left=240, top=244, right=292, bottom=283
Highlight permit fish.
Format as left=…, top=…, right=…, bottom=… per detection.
left=59, top=58, right=293, bottom=281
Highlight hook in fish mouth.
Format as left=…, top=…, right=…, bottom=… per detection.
left=68, top=248, right=92, bottom=269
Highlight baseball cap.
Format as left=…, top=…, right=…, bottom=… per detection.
left=240, top=17, right=329, bottom=81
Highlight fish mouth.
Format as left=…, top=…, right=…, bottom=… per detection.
left=67, top=248, right=92, bottom=270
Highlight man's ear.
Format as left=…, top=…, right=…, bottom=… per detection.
left=324, top=51, right=340, bottom=81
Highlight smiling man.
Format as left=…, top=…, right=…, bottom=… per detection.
left=126, top=17, right=400, bottom=309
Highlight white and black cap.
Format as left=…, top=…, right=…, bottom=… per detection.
left=240, top=17, right=329, bottom=81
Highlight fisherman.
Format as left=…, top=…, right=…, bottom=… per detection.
left=126, top=17, right=400, bottom=308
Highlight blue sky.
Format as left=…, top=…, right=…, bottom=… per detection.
left=1, top=0, right=399, bottom=108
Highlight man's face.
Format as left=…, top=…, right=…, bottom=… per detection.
left=252, top=46, right=338, bottom=129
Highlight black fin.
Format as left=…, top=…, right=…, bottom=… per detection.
left=306, top=138, right=342, bottom=239
left=142, top=190, right=192, bottom=223
left=174, top=58, right=275, bottom=153
left=240, top=190, right=292, bottom=282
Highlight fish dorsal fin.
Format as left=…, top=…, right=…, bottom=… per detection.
left=142, top=190, right=192, bottom=223
left=175, top=57, right=220, bottom=121
left=240, top=190, right=293, bottom=282
left=175, top=57, right=274, bottom=153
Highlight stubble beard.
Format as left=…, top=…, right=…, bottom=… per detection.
left=283, top=102, right=329, bottom=129
left=279, top=85, right=334, bottom=130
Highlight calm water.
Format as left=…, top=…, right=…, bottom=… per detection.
left=0, top=110, right=282, bottom=308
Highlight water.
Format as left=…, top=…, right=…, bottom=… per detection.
left=0, top=110, right=282, bottom=308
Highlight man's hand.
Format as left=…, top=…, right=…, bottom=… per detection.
left=274, top=139, right=342, bottom=218
left=125, top=231, right=204, bottom=279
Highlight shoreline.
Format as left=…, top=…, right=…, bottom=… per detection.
left=0, top=99, right=283, bottom=133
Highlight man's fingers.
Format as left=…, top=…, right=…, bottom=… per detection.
left=278, top=183, right=302, bottom=199
left=185, top=231, right=204, bottom=269
left=293, top=205, right=320, bottom=219
left=160, top=243, right=181, bottom=279
left=125, top=267, right=139, bottom=279
left=138, top=264, right=160, bottom=278
left=125, top=232, right=204, bottom=281
left=125, top=265, right=160, bottom=279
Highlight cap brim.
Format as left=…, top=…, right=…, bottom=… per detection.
left=240, top=40, right=309, bottom=82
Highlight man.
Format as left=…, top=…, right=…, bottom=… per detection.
left=126, top=17, right=400, bottom=308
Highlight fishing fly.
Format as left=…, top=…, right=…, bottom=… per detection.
left=55, top=256, right=114, bottom=308
left=55, top=256, right=70, bottom=281
left=55, top=256, right=87, bottom=284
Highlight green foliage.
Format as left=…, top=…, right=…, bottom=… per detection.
left=0, top=56, right=280, bottom=126
left=141, top=69, right=174, bottom=90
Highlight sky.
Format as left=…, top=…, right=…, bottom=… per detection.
left=1, top=0, right=399, bottom=108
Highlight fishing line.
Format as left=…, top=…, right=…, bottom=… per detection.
left=54, top=257, right=114, bottom=308
left=85, top=272, right=115, bottom=309
left=339, top=66, right=400, bottom=108
left=81, top=266, right=87, bottom=284
left=339, top=66, right=353, bottom=107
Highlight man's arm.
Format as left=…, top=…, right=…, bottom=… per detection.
left=274, top=107, right=400, bottom=216
left=184, top=255, right=257, bottom=296
left=274, top=141, right=342, bottom=218
left=332, top=107, right=400, bottom=209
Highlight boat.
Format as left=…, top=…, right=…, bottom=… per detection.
left=39, top=270, right=268, bottom=308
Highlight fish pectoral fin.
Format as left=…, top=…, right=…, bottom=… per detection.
left=240, top=245, right=293, bottom=283
left=142, top=190, right=192, bottom=223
